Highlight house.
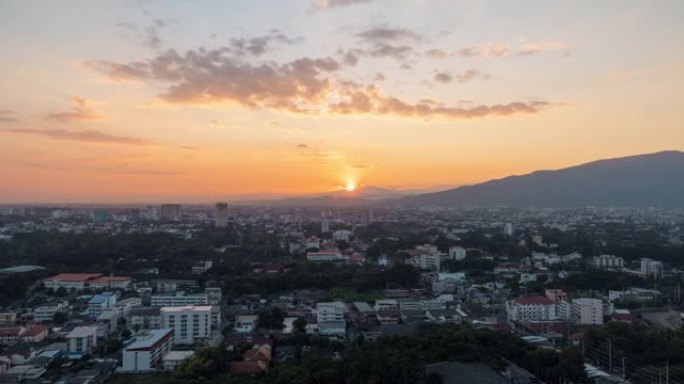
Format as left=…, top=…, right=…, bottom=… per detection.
left=234, top=315, right=259, bottom=334
left=21, top=326, right=48, bottom=343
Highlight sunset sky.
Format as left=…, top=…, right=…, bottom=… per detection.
left=1, top=0, right=683, bottom=203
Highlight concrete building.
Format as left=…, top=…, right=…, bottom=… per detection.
left=121, top=329, right=174, bottom=372
left=88, top=292, right=117, bottom=318
left=150, top=290, right=221, bottom=307
left=160, top=204, right=182, bottom=220
left=127, top=307, right=162, bottom=330
left=502, top=223, right=514, bottom=236
left=593, top=254, right=624, bottom=269
left=192, top=260, right=213, bottom=275
left=33, top=303, right=66, bottom=323
left=66, top=326, right=98, bottom=354
left=215, top=203, right=228, bottom=228
left=234, top=315, right=258, bottom=333
left=306, top=251, right=343, bottom=262
left=162, top=350, right=195, bottom=371
left=160, top=306, right=220, bottom=344
left=505, top=296, right=557, bottom=322
left=114, top=297, right=143, bottom=317
left=572, top=298, right=604, bottom=325
left=544, top=289, right=568, bottom=303
left=448, top=246, right=467, bottom=261
left=317, top=302, right=347, bottom=336
left=640, top=258, right=664, bottom=279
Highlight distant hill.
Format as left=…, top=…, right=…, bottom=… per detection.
left=396, top=151, right=684, bottom=207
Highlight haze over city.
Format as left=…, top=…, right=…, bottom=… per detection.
left=1, top=0, right=683, bottom=203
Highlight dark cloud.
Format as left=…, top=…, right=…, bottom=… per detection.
left=312, top=0, right=373, bottom=10
left=0, top=110, right=19, bottom=123
left=45, top=97, right=103, bottom=122
left=230, top=32, right=302, bottom=56
left=356, top=27, right=421, bottom=43
left=434, top=72, right=452, bottom=83
left=0, top=127, right=150, bottom=145
left=434, top=69, right=489, bottom=84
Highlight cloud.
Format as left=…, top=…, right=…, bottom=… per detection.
left=350, top=164, right=368, bottom=169
left=0, top=110, right=18, bottom=123
left=116, top=15, right=172, bottom=50
left=45, top=97, right=103, bottom=122
left=517, top=41, right=571, bottom=56
left=425, top=49, right=448, bottom=59
left=1, top=128, right=150, bottom=145
left=296, top=143, right=308, bottom=148
left=433, top=72, right=452, bottom=83
left=229, top=31, right=302, bottom=56
left=356, top=27, right=421, bottom=43
left=329, top=83, right=550, bottom=119
left=312, top=0, right=373, bottom=10
left=85, top=47, right=553, bottom=120
left=456, top=43, right=508, bottom=58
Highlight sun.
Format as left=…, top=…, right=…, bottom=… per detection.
left=345, top=182, right=357, bottom=192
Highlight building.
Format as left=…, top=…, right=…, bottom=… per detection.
left=160, top=204, right=182, bottom=220
left=234, top=315, right=259, bottom=333
left=160, top=306, right=220, bottom=344
left=97, top=309, right=119, bottom=335
left=363, top=208, right=373, bottom=225
left=640, top=258, right=664, bottom=279
left=33, top=303, right=66, bottom=323
left=593, top=254, right=624, bottom=269
left=121, top=329, right=174, bottom=372
left=215, top=203, right=228, bottom=228
left=127, top=307, right=162, bottom=330
left=92, top=209, right=108, bottom=223
left=88, top=292, right=117, bottom=318
left=22, top=326, right=48, bottom=343
left=0, top=327, right=25, bottom=344
left=0, top=312, right=16, bottom=324
left=448, top=246, right=467, bottom=261
left=162, top=350, right=195, bottom=371
left=192, top=260, right=214, bottom=274
left=317, top=302, right=347, bottom=336
left=572, top=298, right=604, bottom=325
left=66, top=326, right=98, bottom=354
left=306, top=250, right=343, bottom=262
left=505, top=296, right=557, bottom=322
left=321, top=214, right=330, bottom=233
left=150, top=290, right=221, bottom=307
left=544, top=289, right=568, bottom=303
left=44, top=273, right=130, bottom=290
left=418, top=253, right=442, bottom=271
left=114, top=297, right=143, bottom=317
left=502, top=223, right=514, bottom=236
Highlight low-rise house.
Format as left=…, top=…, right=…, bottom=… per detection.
left=234, top=315, right=258, bottom=334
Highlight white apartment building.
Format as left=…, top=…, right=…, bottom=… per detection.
left=160, top=306, right=220, bottom=344
left=115, top=298, right=143, bottom=317
left=448, top=246, right=467, bottom=261
left=66, top=326, right=98, bottom=354
left=317, top=302, right=347, bottom=336
left=418, top=253, right=442, bottom=271
left=593, top=254, right=624, bottom=269
left=234, top=315, right=258, bottom=333
left=640, top=258, right=664, bottom=279
left=150, top=290, right=221, bottom=307
left=572, top=298, right=604, bottom=325
left=121, top=328, right=174, bottom=372
left=33, top=303, right=66, bottom=323
left=505, top=296, right=557, bottom=322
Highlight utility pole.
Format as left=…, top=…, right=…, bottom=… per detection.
left=622, top=357, right=625, bottom=380
left=608, top=339, right=612, bottom=373
left=666, top=361, right=669, bottom=384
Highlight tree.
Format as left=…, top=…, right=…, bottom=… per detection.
left=293, top=317, right=307, bottom=334
left=52, top=311, right=67, bottom=324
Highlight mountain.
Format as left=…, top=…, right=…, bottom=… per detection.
left=396, top=151, right=684, bottom=207
left=269, top=186, right=412, bottom=206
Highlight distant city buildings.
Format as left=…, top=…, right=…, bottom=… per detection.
left=215, top=203, right=228, bottom=228
left=160, top=204, right=182, bottom=220
left=640, top=258, right=664, bottom=279
left=593, top=254, right=624, bottom=269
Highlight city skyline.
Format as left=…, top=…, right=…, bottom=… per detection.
left=1, top=0, right=683, bottom=203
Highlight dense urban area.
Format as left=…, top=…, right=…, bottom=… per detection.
left=0, top=204, right=683, bottom=384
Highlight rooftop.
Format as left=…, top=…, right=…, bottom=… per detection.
left=125, top=329, right=174, bottom=351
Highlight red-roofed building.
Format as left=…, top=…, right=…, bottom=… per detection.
left=21, top=326, right=48, bottom=343
left=229, top=360, right=269, bottom=374
left=506, top=296, right=557, bottom=322
left=44, top=273, right=130, bottom=290
left=0, top=327, right=25, bottom=345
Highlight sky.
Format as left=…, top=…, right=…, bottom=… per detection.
left=0, top=0, right=683, bottom=203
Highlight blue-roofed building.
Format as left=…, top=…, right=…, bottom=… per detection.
left=121, top=329, right=174, bottom=372
left=88, top=292, right=117, bottom=318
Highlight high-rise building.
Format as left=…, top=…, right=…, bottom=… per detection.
left=215, top=203, right=228, bottom=228
left=160, top=204, right=182, bottom=220
left=160, top=305, right=220, bottom=344
left=363, top=208, right=373, bottom=225
left=640, top=258, right=664, bottom=279
left=321, top=211, right=330, bottom=233
left=502, top=223, right=514, bottom=236
left=572, top=298, right=604, bottom=325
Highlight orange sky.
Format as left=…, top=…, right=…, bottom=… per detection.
left=1, top=1, right=683, bottom=203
